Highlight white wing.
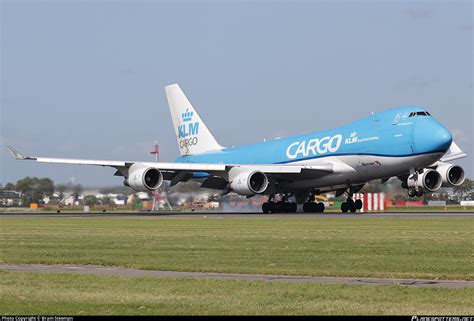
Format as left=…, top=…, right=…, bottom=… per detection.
left=6, top=146, right=335, bottom=188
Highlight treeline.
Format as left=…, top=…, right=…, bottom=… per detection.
left=0, top=177, right=141, bottom=208
left=2, top=177, right=55, bottom=205
left=1, top=177, right=86, bottom=206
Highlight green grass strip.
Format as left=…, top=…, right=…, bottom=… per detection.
left=0, top=270, right=472, bottom=315
left=1, top=217, right=472, bottom=280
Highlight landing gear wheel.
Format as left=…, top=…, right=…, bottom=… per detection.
left=303, top=202, right=323, bottom=213
left=290, top=202, right=297, bottom=213
left=416, top=188, right=424, bottom=197
left=276, top=201, right=285, bottom=213
left=346, top=199, right=356, bottom=213
left=341, top=202, right=349, bottom=213
left=408, top=187, right=417, bottom=198
left=267, top=202, right=275, bottom=213
left=317, top=202, right=325, bottom=213
left=349, top=203, right=357, bottom=213
left=355, top=199, right=363, bottom=210
left=267, top=201, right=298, bottom=213
left=283, top=202, right=291, bottom=213
left=303, top=202, right=311, bottom=213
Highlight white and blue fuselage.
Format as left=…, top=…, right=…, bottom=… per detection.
left=176, top=106, right=452, bottom=193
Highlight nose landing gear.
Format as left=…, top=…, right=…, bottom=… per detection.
left=408, top=186, right=423, bottom=198
left=402, top=170, right=425, bottom=198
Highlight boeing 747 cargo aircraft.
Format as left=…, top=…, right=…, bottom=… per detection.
left=7, top=84, right=467, bottom=213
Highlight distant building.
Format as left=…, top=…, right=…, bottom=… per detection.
left=95, top=193, right=128, bottom=205
left=0, top=190, right=23, bottom=207
left=64, top=194, right=83, bottom=206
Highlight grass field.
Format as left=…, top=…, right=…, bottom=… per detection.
left=0, top=216, right=473, bottom=314
left=1, top=270, right=473, bottom=315
left=1, top=217, right=472, bottom=280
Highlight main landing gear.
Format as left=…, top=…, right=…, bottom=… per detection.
left=302, top=191, right=325, bottom=213
left=340, top=188, right=363, bottom=213
left=262, top=195, right=297, bottom=213
left=261, top=190, right=364, bottom=214
left=340, top=198, right=362, bottom=213
left=262, top=201, right=297, bottom=213
left=263, top=200, right=326, bottom=213
left=303, top=201, right=325, bottom=213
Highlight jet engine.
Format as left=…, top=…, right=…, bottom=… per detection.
left=229, top=170, right=269, bottom=196
left=407, top=169, right=442, bottom=192
left=436, top=163, right=465, bottom=187
left=123, top=163, right=163, bottom=191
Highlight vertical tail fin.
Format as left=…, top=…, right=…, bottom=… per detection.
left=165, top=84, right=223, bottom=156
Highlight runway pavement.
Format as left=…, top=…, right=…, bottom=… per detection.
left=0, top=212, right=473, bottom=218
left=1, top=263, right=472, bottom=288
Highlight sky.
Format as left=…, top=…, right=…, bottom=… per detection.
left=1, top=0, right=473, bottom=187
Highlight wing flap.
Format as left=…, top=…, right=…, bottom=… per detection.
left=140, top=162, right=226, bottom=172
left=200, top=176, right=228, bottom=190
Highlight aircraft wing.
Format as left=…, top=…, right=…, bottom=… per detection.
left=6, top=145, right=226, bottom=172
left=6, top=146, right=337, bottom=187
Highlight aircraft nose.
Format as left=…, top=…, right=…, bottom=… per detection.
left=413, top=121, right=452, bottom=154
left=434, top=125, right=453, bottom=152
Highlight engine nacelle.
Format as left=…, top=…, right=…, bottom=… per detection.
left=124, top=163, right=163, bottom=192
left=437, top=163, right=465, bottom=187
left=229, top=169, right=269, bottom=196
left=407, top=169, right=442, bottom=192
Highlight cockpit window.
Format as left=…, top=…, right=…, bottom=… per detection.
left=409, top=111, right=431, bottom=117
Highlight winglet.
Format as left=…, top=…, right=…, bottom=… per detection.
left=6, top=146, right=35, bottom=160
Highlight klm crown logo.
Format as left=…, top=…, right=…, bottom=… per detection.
left=181, top=109, right=194, bottom=122
left=178, top=108, right=199, bottom=139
